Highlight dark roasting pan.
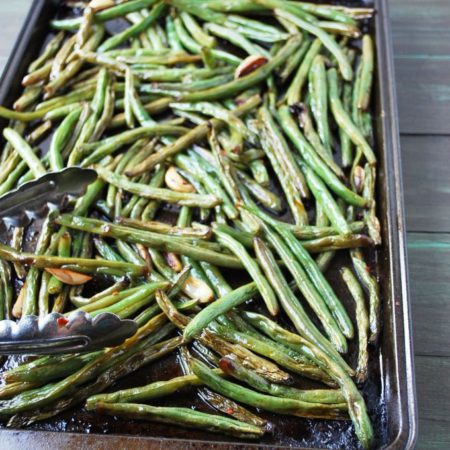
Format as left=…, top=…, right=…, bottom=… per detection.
left=0, top=0, right=417, bottom=448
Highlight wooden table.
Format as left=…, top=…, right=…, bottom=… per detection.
left=0, top=1, right=449, bottom=448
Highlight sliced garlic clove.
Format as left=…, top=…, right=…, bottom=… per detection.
left=165, top=252, right=183, bottom=273
left=234, top=55, right=268, bottom=79
left=353, top=165, right=365, bottom=193
left=182, top=276, right=215, bottom=303
left=88, top=0, right=115, bottom=13
left=165, top=166, right=195, bottom=193
left=45, top=268, right=93, bottom=286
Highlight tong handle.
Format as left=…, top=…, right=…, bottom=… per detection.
left=0, top=336, right=91, bottom=355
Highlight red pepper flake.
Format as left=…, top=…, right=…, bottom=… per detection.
left=57, top=317, right=69, bottom=327
left=365, top=265, right=371, bottom=274
left=226, top=408, right=234, bottom=415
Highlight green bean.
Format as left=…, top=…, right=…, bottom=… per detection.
left=191, top=357, right=346, bottom=420
left=0, top=160, right=30, bottom=195
left=22, top=61, right=53, bottom=87
left=13, top=86, right=42, bottom=112
left=21, top=217, right=52, bottom=316
left=0, top=314, right=169, bottom=415
left=0, top=272, right=5, bottom=320
left=252, top=206, right=353, bottom=339
left=303, top=234, right=373, bottom=253
left=87, top=370, right=224, bottom=406
left=301, top=162, right=352, bottom=235
left=309, top=55, right=332, bottom=152
left=28, top=31, right=65, bottom=73
left=45, top=27, right=105, bottom=96
left=0, top=242, right=146, bottom=278
left=3, top=128, right=45, bottom=177
left=98, top=4, right=166, bottom=53
left=0, top=5, right=381, bottom=447
left=241, top=311, right=373, bottom=449
left=178, top=152, right=238, bottom=219
left=71, top=279, right=129, bottom=308
left=173, top=16, right=240, bottom=65
left=183, top=282, right=257, bottom=341
left=36, top=85, right=95, bottom=112
left=226, top=13, right=285, bottom=36
left=48, top=232, right=72, bottom=295
left=118, top=218, right=211, bottom=239
left=55, top=214, right=243, bottom=269
left=88, top=401, right=264, bottom=438
left=178, top=35, right=301, bottom=102
left=319, top=21, right=361, bottom=38
left=75, top=6, right=94, bottom=50
left=237, top=170, right=282, bottom=212
left=278, top=104, right=368, bottom=208
left=92, top=77, right=115, bottom=140
left=283, top=52, right=319, bottom=107
left=316, top=251, right=336, bottom=273
left=209, top=320, right=333, bottom=385
left=127, top=94, right=261, bottom=175
left=81, top=124, right=188, bottom=166
left=116, top=240, right=146, bottom=266
left=363, top=163, right=381, bottom=245
left=350, top=249, right=380, bottom=344
left=206, top=23, right=267, bottom=57
left=208, top=130, right=241, bottom=203
left=49, top=108, right=82, bottom=170
left=8, top=328, right=180, bottom=426
left=124, top=68, right=135, bottom=128
left=293, top=2, right=357, bottom=25
left=252, top=233, right=349, bottom=358
left=180, top=11, right=216, bottom=48
left=260, top=1, right=352, bottom=81
left=341, top=267, right=369, bottom=384
left=357, top=35, right=374, bottom=111
left=258, top=107, right=308, bottom=225
left=5, top=352, right=103, bottom=384
left=340, top=81, right=354, bottom=168
left=220, top=355, right=345, bottom=405
left=297, top=103, right=343, bottom=178
left=26, top=121, right=53, bottom=145
left=278, top=31, right=306, bottom=76
left=328, top=68, right=376, bottom=165
left=0, top=149, right=23, bottom=185
left=214, top=230, right=279, bottom=316
left=144, top=74, right=234, bottom=94
left=10, top=227, right=26, bottom=280
left=141, top=66, right=232, bottom=82
left=0, top=382, right=40, bottom=401
left=96, top=166, right=220, bottom=208
left=200, top=328, right=291, bottom=384
left=0, top=103, right=57, bottom=122
left=52, top=0, right=161, bottom=30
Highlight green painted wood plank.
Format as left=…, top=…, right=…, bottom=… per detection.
left=415, top=355, right=450, bottom=449
left=408, top=232, right=450, bottom=356
left=402, top=136, right=450, bottom=232
left=391, top=0, right=450, bottom=134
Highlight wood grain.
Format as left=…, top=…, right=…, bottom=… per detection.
left=415, top=355, right=450, bottom=449
left=402, top=136, right=450, bottom=232
left=408, top=233, right=450, bottom=356
left=391, top=0, right=450, bottom=134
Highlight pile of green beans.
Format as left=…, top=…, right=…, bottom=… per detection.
left=0, top=0, right=381, bottom=448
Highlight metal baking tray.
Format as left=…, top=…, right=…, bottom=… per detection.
left=0, top=0, right=417, bottom=448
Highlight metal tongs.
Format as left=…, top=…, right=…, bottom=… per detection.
left=0, top=168, right=138, bottom=354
